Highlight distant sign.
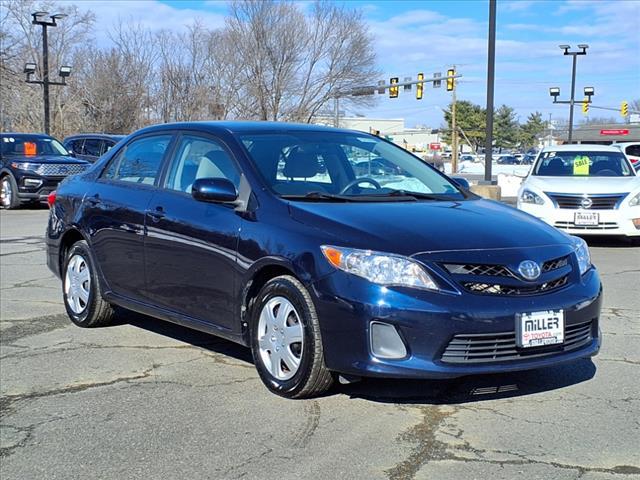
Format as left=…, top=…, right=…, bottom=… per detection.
left=600, top=129, right=629, bottom=135
left=429, top=142, right=441, bottom=150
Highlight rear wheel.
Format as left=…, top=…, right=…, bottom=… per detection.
left=63, top=240, right=115, bottom=327
left=250, top=275, right=333, bottom=399
left=0, top=175, right=20, bottom=209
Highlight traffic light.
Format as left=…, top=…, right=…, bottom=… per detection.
left=416, top=73, right=424, bottom=100
left=446, top=68, right=455, bottom=91
left=582, top=98, right=589, bottom=115
left=621, top=101, right=629, bottom=117
left=389, top=77, right=399, bottom=98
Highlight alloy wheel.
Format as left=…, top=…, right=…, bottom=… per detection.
left=1, top=178, right=12, bottom=207
left=257, top=296, right=304, bottom=380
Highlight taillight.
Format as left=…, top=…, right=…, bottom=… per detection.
left=47, top=190, right=57, bottom=208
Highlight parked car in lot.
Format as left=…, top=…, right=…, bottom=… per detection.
left=63, top=133, right=125, bottom=163
left=613, top=142, right=640, bottom=170
left=497, top=155, right=521, bottom=165
left=517, top=145, right=640, bottom=237
left=1, top=133, right=90, bottom=209
left=47, top=122, right=602, bottom=398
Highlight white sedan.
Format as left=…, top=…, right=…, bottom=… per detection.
left=517, top=144, right=640, bottom=237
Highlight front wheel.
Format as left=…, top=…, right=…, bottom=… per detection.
left=63, top=240, right=116, bottom=327
left=250, top=275, right=333, bottom=399
left=0, top=175, right=20, bottom=209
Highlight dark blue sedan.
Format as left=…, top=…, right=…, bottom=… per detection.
left=45, top=122, right=602, bottom=398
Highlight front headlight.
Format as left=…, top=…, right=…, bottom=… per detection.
left=629, top=192, right=640, bottom=207
left=520, top=189, right=545, bottom=205
left=10, top=162, right=41, bottom=172
left=321, top=245, right=439, bottom=291
left=570, top=236, right=591, bottom=276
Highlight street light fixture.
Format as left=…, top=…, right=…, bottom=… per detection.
left=548, top=44, right=591, bottom=143
left=24, top=11, right=71, bottom=134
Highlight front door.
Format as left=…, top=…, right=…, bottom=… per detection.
left=143, top=133, right=243, bottom=331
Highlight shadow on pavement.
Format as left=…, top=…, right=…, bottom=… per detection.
left=118, top=309, right=597, bottom=405
left=581, top=235, right=640, bottom=248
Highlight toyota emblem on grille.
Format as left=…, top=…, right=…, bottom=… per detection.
left=517, top=260, right=541, bottom=281
left=580, top=196, right=592, bottom=209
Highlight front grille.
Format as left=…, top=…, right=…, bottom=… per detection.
left=444, top=255, right=568, bottom=280
left=443, top=263, right=513, bottom=277
left=441, top=319, right=593, bottom=364
left=462, top=274, right=568, bottom=296
left=546, top=193, right=625, bottom=210
left=542, top=255, right=568, bottom=272
left=555, top=221, right=618, bottom=230
left=34, top=163, right=88, bottom=176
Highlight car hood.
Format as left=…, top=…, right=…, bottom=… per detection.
left=524, top=175, right=640, bottom=194
left=288, top=198, right=571, bottom=256
left=5, top=155, right=88, bottom=164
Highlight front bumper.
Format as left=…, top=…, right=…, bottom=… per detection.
left=517, top=202, right=640, bottom=237
left=311, top=266, right=602, bottom=379
left=15, top=174, right=64, bottom=201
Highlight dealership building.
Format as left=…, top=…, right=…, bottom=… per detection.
left=563, top=123, right=640, bottom=145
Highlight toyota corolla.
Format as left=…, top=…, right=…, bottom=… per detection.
left=46, top=122, right=602, bottom=398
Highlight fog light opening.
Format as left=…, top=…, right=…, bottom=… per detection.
left=370, top=321, right=407, bottom=359
left=23, top=178, right=43, bottom=188
left=632, top=218, right=640, bottom=229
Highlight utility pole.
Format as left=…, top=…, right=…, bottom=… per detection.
left=334, top=96, right=339, bottom=128
left=451, top=67, right=458, bottom=174
left=24, top=11, right=71, bottom=135
left=548, top=113, right=552, bottom=146
left=483, top=0, right=497, bottom=183
left=548, top=44, right=589, bottom=143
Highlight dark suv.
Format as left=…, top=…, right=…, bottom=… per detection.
left=63, top=134, right=125, bottom=163
left=1, top=133, right=90, bottom=209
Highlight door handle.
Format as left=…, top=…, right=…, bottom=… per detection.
left=148, top=206, right=165, bottom=222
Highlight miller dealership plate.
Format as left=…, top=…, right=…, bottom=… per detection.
left=516, top=310, right=564, bottom=348
left=574, top=211, right=599, bottom=226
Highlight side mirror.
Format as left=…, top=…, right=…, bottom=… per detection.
left=191, top=177, right=238, bottom=203
left=67, top=149, right=76, bottom=157
left=451, top=176, right=470, bottom=190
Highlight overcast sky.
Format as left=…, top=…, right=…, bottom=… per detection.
left=62, top=0, right=640, bottom=128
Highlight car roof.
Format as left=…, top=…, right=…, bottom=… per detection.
left=133, top=121, right=365, bottom=137
left=64, top=133, right=126, bottom=140
left=540, top=144, right=622, bottom=153
left=1, top=132, right=52, bottom=139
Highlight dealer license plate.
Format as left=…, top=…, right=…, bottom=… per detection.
left=574, top=211, right=599, bottom=226
left=516, top=310, right=564, bottom=348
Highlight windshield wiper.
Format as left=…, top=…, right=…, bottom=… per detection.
left=281, top=192, right=356, bottom=202
left=370, top=190, right=455, bottom=201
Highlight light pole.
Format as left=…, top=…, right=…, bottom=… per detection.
left=24, top=11, right=72, bottom=135
left=548, top=44, right=590, bottom=143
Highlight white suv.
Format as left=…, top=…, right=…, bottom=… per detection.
left=517, top=145, right=640, bottom=237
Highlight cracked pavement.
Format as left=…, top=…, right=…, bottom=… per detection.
left=1, top=209, right=639, bottom=479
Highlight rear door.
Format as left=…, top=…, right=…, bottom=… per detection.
left=81, top=133, right=174, bottom=301
left=143, top=132, right=242, bottom=330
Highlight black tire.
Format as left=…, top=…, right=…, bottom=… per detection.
left=0, top=174, right=20, bottom=209
left=62, top=240, right=115, bottom=327
left=250, top=275, right=334, bottom=399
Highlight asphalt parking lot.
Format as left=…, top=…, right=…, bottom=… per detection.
left=1, top=208, right=639, bottom=480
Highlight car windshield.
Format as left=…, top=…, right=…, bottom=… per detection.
left=239, top=131, right=465, bottom=200
left=533, top=150, right=633, bottom=177
left=1, top=135, right=69, bottom=157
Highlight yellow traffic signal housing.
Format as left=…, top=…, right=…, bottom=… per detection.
left=446, top=69, right=455, bottom=91
left=389, top=77, right=399, bottom=98
left=621, top=101, right=629, bottom=117
left=582, top=98, right=589, bottom=115
left=416, top=73, right=424, bottom=100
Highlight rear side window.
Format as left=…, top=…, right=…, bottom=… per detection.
left=70, top=139, right=84, bottom=154
left=83, top=138, right=103, bottom=157
left=103, top=135, right=172, bottom=185
left=626, top=145, right=640, bottom=157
